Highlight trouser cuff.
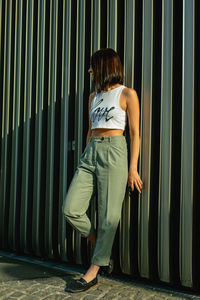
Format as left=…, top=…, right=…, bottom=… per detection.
left=91, top=257, right=110, bottom=266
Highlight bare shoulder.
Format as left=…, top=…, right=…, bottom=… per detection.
left=122, top=87, right=138, bottom=100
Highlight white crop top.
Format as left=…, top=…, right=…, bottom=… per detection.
left=89, top=85, right=127, bottom=130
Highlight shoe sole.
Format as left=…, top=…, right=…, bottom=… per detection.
left=66, top=282, right=98, bottom=293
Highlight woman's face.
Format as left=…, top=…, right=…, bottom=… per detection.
left=88, top=66, right=94, bottom=80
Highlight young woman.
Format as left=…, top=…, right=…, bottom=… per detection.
left=63, top=48, right=143, bottom=293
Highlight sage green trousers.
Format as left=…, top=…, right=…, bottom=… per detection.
left=63, top=135, right=128, bottom=266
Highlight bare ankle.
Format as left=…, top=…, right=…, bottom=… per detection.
left=82, top=264, right=100, bottom=282
left=90, top=264, right=100, bottom=273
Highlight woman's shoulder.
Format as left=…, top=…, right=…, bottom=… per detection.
left=118, top=86, right=138, bottom=111
left=121, top=87, right=139, bottom=108
left=122, top=86, right=138, bottom=97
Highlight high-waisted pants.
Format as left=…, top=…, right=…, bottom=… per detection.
left=62, top=135, right=128, bottom=266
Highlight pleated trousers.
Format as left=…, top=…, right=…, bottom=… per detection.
left=63, top=135, right=128, bottom=266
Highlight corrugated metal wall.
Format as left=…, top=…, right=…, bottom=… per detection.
left=0, top=0, right=200, bottom=289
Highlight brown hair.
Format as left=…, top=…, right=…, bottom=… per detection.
left=90, top=48, right=124, bottom=93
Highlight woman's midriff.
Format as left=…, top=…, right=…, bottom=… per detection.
left=91, top=128, right=124, bottom=137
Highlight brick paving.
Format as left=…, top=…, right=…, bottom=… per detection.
left=0, top=252, right=199, bottom=300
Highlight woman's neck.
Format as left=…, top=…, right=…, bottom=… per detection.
left=103, top=83, right=122, bottom=91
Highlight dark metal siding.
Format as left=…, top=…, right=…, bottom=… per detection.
left=0, top=0, right=200, bottom=289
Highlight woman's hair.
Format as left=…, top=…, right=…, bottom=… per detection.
left=90, top=48, right=124, bottom=92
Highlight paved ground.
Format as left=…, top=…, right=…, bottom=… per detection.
left=0, top=251, right=200, bottom=300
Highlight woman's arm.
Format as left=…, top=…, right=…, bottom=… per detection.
left=86, top=92, right=96, bottom=145
left=126, top=88, right=143, bottom=193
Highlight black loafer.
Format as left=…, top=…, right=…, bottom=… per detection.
left=99, top=258, right=114, bottom=276
left=65, top=276, right=98, bottom=293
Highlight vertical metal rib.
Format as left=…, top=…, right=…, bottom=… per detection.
left=20, top=0, right=34, bottom=252
left=0, top=0, right=12, bottom=248
left=120, top=188, right=131, bottom=274
left=119, top=0, right=136, bottom=275
left=91, top=0, right=101, bottom=53
left=58, top=0, right=71, bottom=262
left=107, top=0, right=117, bottom=49
left=138, top=0, right=153, bottom=278
left=32, top=0, right=46, bottom=256
left=89, top=0, right=100, bottom=262
left=179, top=0, right=195, bottom=287
left=123, top=0, right=135, bottom=87
left=0, top=0, right=2, bottom=64
left=158, top=0, right=173, bottom=283
left=74, top=0, right=86, bottom=264
left=75, top=0, right=85, bottom=165
left=8, top=0, right=23, bottom=250
left=0, top=0, right=2, bottom=165
left=44, top=0, right=58, bottom=258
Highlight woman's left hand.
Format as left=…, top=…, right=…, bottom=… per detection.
left=128, top=169, right=143, bottom=193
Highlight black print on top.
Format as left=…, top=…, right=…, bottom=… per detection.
left=91, top=98, right=115, bottom=122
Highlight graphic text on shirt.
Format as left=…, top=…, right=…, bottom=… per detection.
left=91, top=98, right=115, bottom=122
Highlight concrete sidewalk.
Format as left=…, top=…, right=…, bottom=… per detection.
left=0, top=251, right=199, bottom=300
